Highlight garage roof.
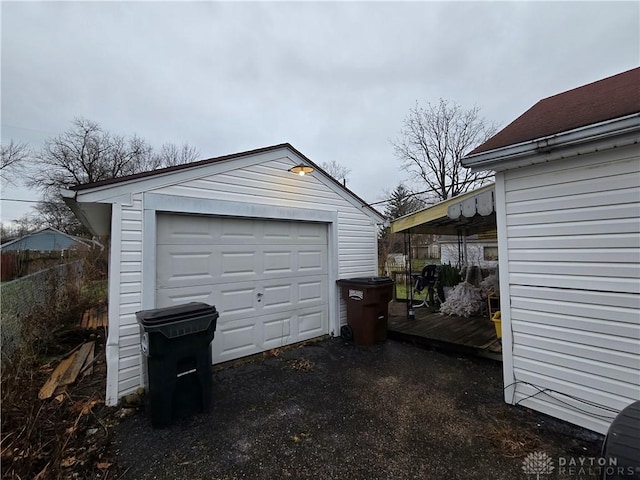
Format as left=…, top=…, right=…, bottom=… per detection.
left=61, top=143, right=385, bottom=236
left=390, top=183, right=496, bottom=235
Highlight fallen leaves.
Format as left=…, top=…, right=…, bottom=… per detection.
left=290, top=432, right=311, bottom=443
left=61, top=456, right=76, bottom=467
left=285, top=358, right=315, bottom=372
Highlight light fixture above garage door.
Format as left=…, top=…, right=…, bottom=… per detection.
left=289, top=164, right=314, bottom=176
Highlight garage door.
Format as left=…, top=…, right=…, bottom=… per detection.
left=155, top=214, right=329, bottom=364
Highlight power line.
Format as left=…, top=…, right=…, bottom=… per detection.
left=1, top=123, right=58, bottom=135
left=368, top=188, right=433, bottom=206
left=0, top=198, right=57, bottom=204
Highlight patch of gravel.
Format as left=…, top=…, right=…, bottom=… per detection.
left=113, top=338, right=603, bottom=480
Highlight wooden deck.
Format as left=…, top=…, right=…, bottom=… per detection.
left=387, top=301, right=502, bottom=361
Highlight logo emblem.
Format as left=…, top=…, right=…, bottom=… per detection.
left=522, top=451, right=555, bottom=479
left=348, top=289, right=364, bottom=300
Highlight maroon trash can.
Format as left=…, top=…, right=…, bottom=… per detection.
left=336, top=277, right=394, bottom=346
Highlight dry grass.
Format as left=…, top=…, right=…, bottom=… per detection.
left=481, top=419, right=543, bottom=458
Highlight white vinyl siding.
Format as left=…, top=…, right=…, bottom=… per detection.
left=107, top=153, right=379, bottom=401
left=105, top=195, right=145, bottom=404
left=500, top=145, right=640, bottom=434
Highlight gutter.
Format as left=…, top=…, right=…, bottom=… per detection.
left=463, top=113, right=640, bottom=172
left=60, top=188, right=104, bottom=238
left=60, top=188, right=87, bottom=229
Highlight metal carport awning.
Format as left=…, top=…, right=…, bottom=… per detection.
left=390, top=183, right=497, bottom=265
left=390, top=183, right=496, bottom=236
left=389, top=183, right=497, bottom=319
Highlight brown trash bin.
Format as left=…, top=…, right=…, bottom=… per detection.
left=336, top=277, right=394, bottom=346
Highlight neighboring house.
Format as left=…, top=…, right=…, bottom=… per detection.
left=0, top=227, right=94, bottom=252
left=462, top=67, right=640, bottom=435
left=438, top=234, right=498, bottom=270
left=62, top=143, right=384, bottom=406
left=0, top=227, right=101, bottom=281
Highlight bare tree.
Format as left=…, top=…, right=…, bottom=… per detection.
left=25, top=117, right=200, bottom=233
left=154, top=142, right=200, bottom=168
left=4, top=213, right=40, bottom=238
left=27, top=117, right=200, bottom=195
left=393, top=99, right=497, bottom=202
left=320, top=160, right=351, bottom=185
left=0, top=140, right=30, bottom=185
left=32, top=194, right=87, bottom=235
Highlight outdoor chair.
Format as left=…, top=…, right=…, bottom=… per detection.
left=411, top=264, right=444, bottom=309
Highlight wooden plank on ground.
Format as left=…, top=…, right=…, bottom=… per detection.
left=98, top=305, right=108, bottom=328
left=59, top=342, right=94, bottom=386
left=39, top=353, right=78, bottom=400
left=81, top=305, right=100, bottom=329
left=81, top=303, right=107, bottom=329
left=80, top=342, right=96, bottom=377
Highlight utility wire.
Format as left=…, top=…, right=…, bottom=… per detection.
left=0, top=198, right=61, bottom=204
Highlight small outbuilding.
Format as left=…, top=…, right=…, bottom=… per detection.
left=62, top=143, right=384, bottom=405
left=0, top=227, right=94, bottom=253
left=462, top=67, right=640, bottom=434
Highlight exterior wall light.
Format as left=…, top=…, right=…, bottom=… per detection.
left=289, top=164, right=314, bottom=176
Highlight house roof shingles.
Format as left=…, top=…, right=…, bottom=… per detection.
left=469, top=67, right=640, bottom=155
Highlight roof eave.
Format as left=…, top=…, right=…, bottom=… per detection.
left=463, top=113, right=640, bottom=172
left=63, top=145, right=385, bottom=226
left=61, top=188, right=112, bottom=237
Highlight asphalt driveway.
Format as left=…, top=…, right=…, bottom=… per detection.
left=113, top=338, right=603, bottom=479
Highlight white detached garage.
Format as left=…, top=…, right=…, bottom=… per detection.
left=62, top=144, right=384, bottom=405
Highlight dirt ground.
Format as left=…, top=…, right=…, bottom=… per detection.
left=111, top=338, right=604, bottom=480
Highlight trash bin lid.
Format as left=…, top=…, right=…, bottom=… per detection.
left=136, top=302, right=217, bottom=326
left=336, top=276, right=394, bottom=286
left=601, top=400, right=640, bottom=479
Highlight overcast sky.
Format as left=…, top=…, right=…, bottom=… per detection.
left=1, top=1, right=638, bottom=225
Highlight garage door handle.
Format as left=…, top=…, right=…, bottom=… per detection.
left=257, top=292, right=263, bottom=302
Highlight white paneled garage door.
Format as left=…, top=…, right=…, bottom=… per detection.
left=156, top=214, right=329, bottom=364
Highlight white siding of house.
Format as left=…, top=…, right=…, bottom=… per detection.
left=108, top=156, right=379, bottom=401
left=439, top=241, right=499, bottom=269
left=500, top=145, right=640, bottom=434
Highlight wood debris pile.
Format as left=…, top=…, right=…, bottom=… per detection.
left=39, top=341, right=96, bottom=400
left=1, top=331, right=124, bottom=480
left=80, top=302, right=108, bottom=329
